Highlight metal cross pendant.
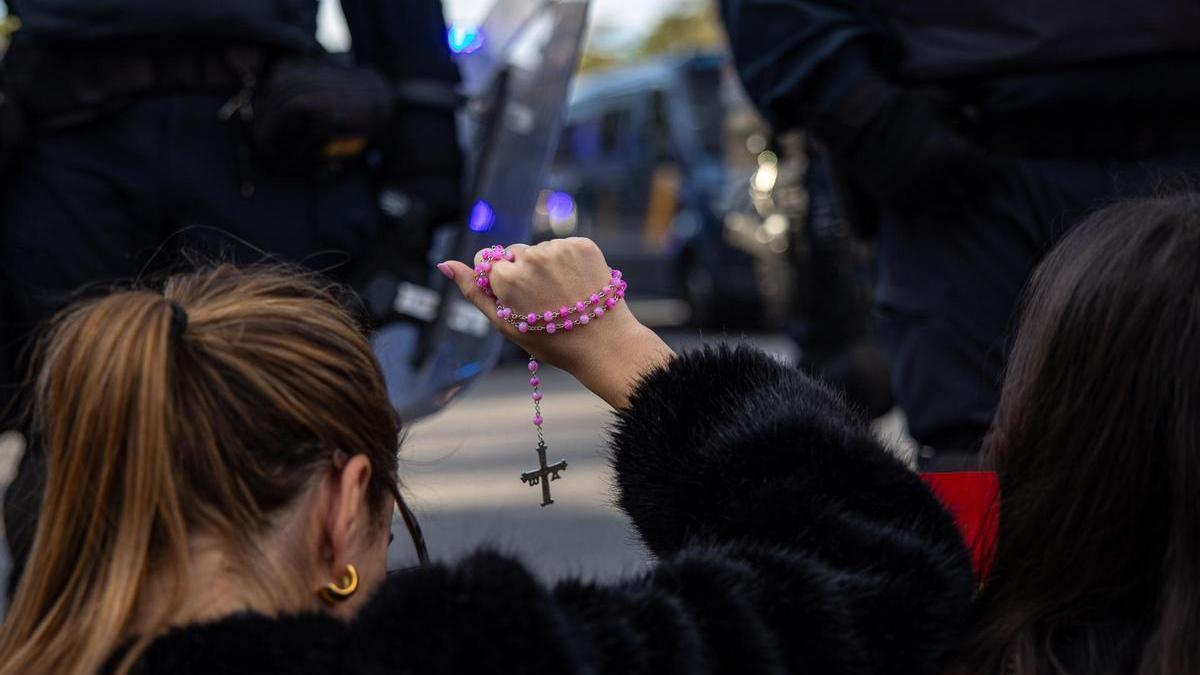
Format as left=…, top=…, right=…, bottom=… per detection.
left=520, top=441, right=568, bottom=507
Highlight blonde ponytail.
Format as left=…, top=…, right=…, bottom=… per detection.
left=0, top=294, right=191, bottom=675
left=0, top=265, right=404, bottom=675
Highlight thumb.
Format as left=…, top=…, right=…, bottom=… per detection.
left=439, top=260, right=495, bottom=316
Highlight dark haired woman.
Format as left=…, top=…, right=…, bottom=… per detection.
left=0, top=238, right=972, bottom=674
left=962, top=193, right=1200, bottom=675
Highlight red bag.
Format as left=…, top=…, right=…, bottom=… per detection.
left=921, top=471, right=999, bottom=579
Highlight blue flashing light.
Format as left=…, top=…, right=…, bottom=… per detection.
left=448, top=24, right=485, bottom=55
left=454, top=361, right=484, bottom=381
left=546, top=191, right=576, bottom=221
left=468, top=200, right=496, bottom=232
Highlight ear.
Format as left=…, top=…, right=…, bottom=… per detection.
left=322, top=454, right=373, bottom=577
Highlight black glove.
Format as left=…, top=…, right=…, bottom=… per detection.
left=814, top=82, right=990, bottom=208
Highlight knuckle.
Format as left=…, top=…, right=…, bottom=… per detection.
left=524, top=245, right=548, bottom=265
left=489, top=262, right=514, bottom=284
left=569, top=237, right=599, bottom=256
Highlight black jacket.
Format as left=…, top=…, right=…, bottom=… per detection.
left=118, top=346, right=973, bottom=674
left=7, top=0, right=319, bottom=49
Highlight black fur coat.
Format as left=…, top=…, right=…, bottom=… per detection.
left=120, top=346, right=974, bottom=674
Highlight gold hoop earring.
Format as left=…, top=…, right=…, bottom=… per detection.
left=320, top=564, right=359, bottom=604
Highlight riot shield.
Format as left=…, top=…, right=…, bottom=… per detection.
left=456, top=0, right=548, bottom=96
left=373, top=0, right=589, bottom=422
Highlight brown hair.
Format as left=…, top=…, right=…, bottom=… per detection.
left=967, top=194, right=1200, bottom=674
left=0, top=264, right=411, bottom=675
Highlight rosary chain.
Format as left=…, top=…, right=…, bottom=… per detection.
left=473, top=244, right=626, bottom=506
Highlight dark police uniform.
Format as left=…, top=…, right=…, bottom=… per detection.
left=0, top=0, right=461, bottom=596
left=721, top=0, right=1200, bottom=464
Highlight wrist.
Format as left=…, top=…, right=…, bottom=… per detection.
left=570, top=319, right=674, bottom=409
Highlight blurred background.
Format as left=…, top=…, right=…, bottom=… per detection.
left=0, top=0, right=899, bottom=595
left=325, top=0, right=806, bottom=334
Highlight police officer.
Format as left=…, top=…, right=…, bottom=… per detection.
left=785, top=136, right=893, bottom=421
left=0, top=0, right=462, bottom=597
left=721, top=0, right=1200, bottom=467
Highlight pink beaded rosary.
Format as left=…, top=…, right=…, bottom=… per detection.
left=474, top=244, right=628, bottom=506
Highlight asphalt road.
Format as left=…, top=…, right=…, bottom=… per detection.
left=386, top=360, right=649, bottom=577
left=385, top=332, right=804, bottom=578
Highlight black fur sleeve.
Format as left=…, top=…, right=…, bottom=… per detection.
left=604, top=343, right=975, bottom=671
left=612, top=344, right=964, bottom=563
left=345, top=345, right=973, bottom=675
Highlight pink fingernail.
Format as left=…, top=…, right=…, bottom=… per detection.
left=436, top=263, right=454, bottom=280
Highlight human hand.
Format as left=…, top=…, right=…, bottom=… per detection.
left=439, top=238, right=674, bottom=408
left=838, top=87, right=990, bottom=206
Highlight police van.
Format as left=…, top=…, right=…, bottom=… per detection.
left=533, top=52, right=796, bottom=328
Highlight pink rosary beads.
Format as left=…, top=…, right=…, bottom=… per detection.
left=474, top=245, right=628, bottom=335
left=473, top=244, right=629, bottom=506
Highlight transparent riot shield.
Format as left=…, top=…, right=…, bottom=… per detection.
left=373, top=0, right=589, bottom=422
left=456, top=0, right=548, bottom=96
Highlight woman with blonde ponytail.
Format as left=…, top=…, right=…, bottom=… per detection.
left=0, top=268, right=407, bottom=675
left=0, top=239, right=973, bottom=674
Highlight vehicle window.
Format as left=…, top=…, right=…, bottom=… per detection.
left=556, top=123, right=580, bottom=164
left=682, top=65, right=725, bottom=158
left=560, top=107, right=630, bottom=163
left=649, top=90, right=678, bottom=164
left=566, top=119, right=603, bottom=162
left=600, top=110, right=624, bottom=155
